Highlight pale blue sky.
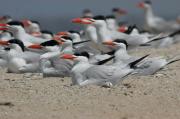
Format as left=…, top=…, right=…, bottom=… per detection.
left=0, top=0, right=179, bottom=32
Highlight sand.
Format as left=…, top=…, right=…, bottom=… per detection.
left=0, top=44, right=180, bottom=119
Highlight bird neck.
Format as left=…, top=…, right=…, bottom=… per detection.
left=7, top=48, right=23, bottom=59
left=144, top=6, right=155, bottom=22
left=13, top=28, right=26, bottom=40
left=73, top=35, right=81, bottom=42
left=84, top=25, right=98, bottom=43
left=106, top=19, right=117, bottom=30
left=61, top=44, right=74, bottom=54
left=115, top=47, right=130, bottom=61
left=95, top=24, right=111, bottom=42
left=72, top=60, right=91, bottom=73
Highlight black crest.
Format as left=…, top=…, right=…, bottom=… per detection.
left=106, top=15, right=116, bottom=19
left=74, top=51, right=90, bottom=59
left=124, top=25, right=138, bottom=34
left=8, top=21, right=24, bottom=28
left=114, top=39, right=128, bottom=48
left=40, top=40, right=59, bottom=46
left=93, top=15, right=106, bottom=20
left=112, top=8, right=119, bottom=12
left=144, top=0, right=152, bottom=4
left=68, top=30, right=80, bottom=35
left=8, top=39, right=25, bottom=51
left=31, top=20, right=40, bottom=25
left=41, top=30, right=53, bottom=36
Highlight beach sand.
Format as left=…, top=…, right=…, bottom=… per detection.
left=0, top=43, right=180, bottom=119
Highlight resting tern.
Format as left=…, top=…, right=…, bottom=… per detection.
left=72, top=16, right=166, bottom=47
left=38, top=36, right=91, bottom=77
left=0, top=21, right=50, bottom=47
left=0, top=39, right=40, bottom=73
left=61, top=52, right=148, bottom=86
left=103, top=39, right=180, bottom=75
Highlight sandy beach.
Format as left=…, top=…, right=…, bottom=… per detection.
left=0, top=43, right=180, bottom=119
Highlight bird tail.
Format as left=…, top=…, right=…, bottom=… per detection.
left=73, top=40, right=91, bottom=45
left=129, top=54, right=150, bottom=69
left=147, top=33, right=168, bottom=43
left=168, top=29, right=180, bottom=37
left=167, top=55, right=180, bottom=65
left=146, top=29, right=180, bottom=44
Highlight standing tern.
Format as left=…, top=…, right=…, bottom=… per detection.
left=72, top=16, right=166, bottom=47
left=137, top=0, right=180, bottom=33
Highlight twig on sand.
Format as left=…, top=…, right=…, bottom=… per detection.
left=0, top=102, right=14, bottom=107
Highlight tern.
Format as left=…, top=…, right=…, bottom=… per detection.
left=0, top=39, right=41, bottom=73
left=61, top=52, right=148, bottom=87
left=137, top=0, right=180, bottom=33
left=103, top=39, right=180, bottom=75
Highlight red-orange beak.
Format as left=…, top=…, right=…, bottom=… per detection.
left=118, top=26, right=128, bottom=33
left=137, top=2, right=145, bottom=8
left=72, top=18, right=83, bottom=24
left=102, top=40, right=116, bottom=46
left=72, top=18, right=94, bottom=24
left=0, top=24, right=8, bottom=31
left=27, top=44, right=43, bottom=49
left=60, top=54, right=77, bottom=60
left=52, top=36, right=64, bottom=45
left=56, top=32, right=69, bottom=36
left=0, top=28, right=8, bottom=30
left=0, top=40, right=9, bottom=45
left=0, top=24, right=9, bottom=27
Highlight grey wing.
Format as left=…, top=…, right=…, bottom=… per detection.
left=83, top=65, right=116, bottom=81
left=75, top=43, right=101, bottom=54
left=135, top=58, right=167, bottom=75
left=114, top=56, right=139, bottom=65
left=20, top=51, right=41, bottom=63
left=155, top=17, right=180, bottom=31
left=52, top=58, right=74, bottom=74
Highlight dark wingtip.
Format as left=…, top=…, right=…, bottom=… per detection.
left=96, top=56, right=115, bottom=65
left=104, top=50, right=116, bottom=55
left=73, top=40, right=91, bottom=46
left=129, top=54, right=150, bottom=69
left=168, top=29, right=180, bottom=37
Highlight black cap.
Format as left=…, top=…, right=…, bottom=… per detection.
left=106, top=15, right=116, bottom=19
left=8, top=39, right=25, bottom=51
left=93, top=15, right=106, bottom=20
left=8, top=21, right=24, bottom=28
left=74, top=51, right=90, bottom=58
left=114, top=39, right=128, bottom=48
left=41, top=30, right=53, bottom=36
left=144, top=0, right=152, bottom=4
left=40, top=40, right=59, bottom=46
